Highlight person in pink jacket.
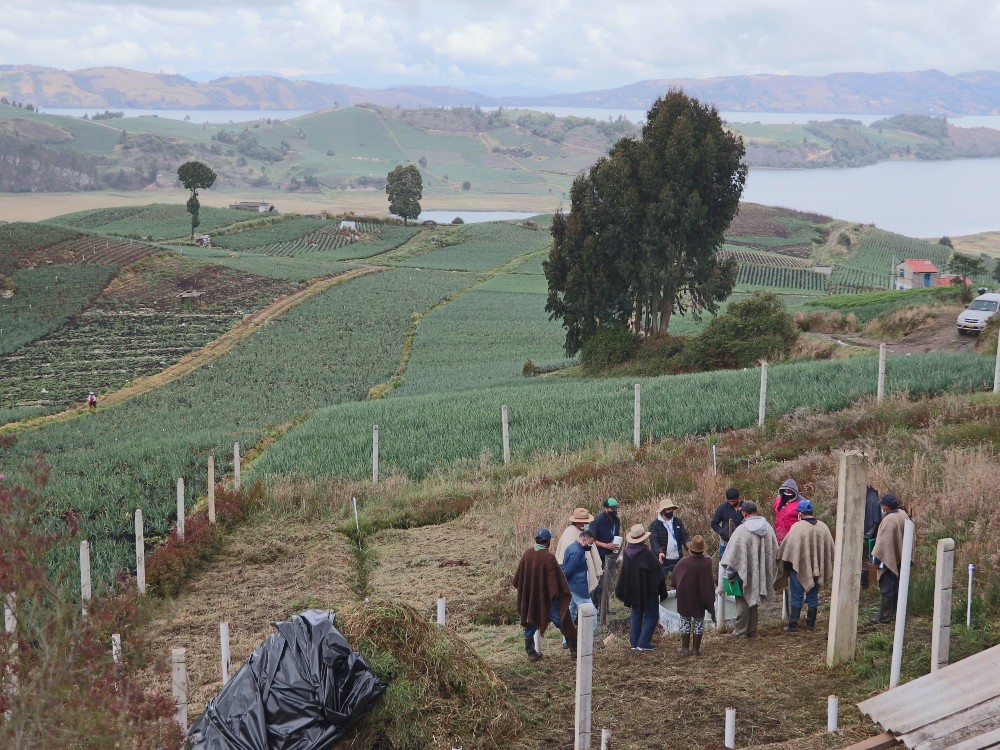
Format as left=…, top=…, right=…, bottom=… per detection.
left=773, top=478, right=808, bottom=543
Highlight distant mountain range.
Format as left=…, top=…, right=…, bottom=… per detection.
left=1, top=65, right=999, bottom=114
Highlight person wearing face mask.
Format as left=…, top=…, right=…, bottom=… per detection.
left=589, top=498, right=622, bottom=608
left=648, top=497, right=690, bottom=585
left=870, top=494, right=910, bottom=625
left=561, top=528, right=600, bottom=639
left=711, top=487, right=744, bottom=558
left=773, top=479, right=809, bottom=544
left=775, top=500, right=834, bottom=633
left=555, top=507, right=603, bottom=594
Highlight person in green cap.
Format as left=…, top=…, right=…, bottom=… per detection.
left=589, top=497, right=622, bottom=611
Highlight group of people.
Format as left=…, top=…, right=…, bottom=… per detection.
left=512, top=480, right=911, bottom=660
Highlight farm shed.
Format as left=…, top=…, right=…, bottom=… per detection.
left=854, top=642, right=1000, bottom=749
left=339, top=220, right=356, bottom=230
left=229, top=201, right=275, bottom=212
left=895, top=259, right=939, bottom=290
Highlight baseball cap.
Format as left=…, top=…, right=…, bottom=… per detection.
left=534, top=527, right=553, bottom=542
left=797, top=499, right=814, bottom=514
left=603, top=497, right=619, bottom=508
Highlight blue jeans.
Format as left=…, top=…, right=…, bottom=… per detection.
left=524, top=598, right=563, bottom=639
left=789, top=570, right=819, bottom=609
left=630, top=594, right=660, bottom=649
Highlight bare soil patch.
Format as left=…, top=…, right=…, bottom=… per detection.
left=139, top=519, right=355, bottom=718
left=811, top=301, right=976, bottom=355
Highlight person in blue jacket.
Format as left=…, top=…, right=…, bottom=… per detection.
left=561, top=528, right=599, bottom=638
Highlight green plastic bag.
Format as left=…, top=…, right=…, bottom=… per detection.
left=723, top=578, right=742, bottom=597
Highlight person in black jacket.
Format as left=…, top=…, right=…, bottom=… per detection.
left=862, top=485, right=882, bottom=589
left=615, top=524, right=668, bottom=651
left=648, top=497, right=690, bottom=585
left=711, top=487, right=744, bottom=558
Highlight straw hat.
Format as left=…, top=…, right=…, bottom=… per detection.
left=688, top=535, right=707, bottom=554
left=658, top=497, right=679, bottom=514
left=569, top=507, right=594, bottom=524
left=625, top=523, right=651, bottom=545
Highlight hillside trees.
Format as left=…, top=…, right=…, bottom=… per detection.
left=949, top=252, right=988, bottom=301
left=386, top=164, right=422, bottom=225
left=177, top=160, right=217, bottom=239
left=544, top=90, right=746, bottom=356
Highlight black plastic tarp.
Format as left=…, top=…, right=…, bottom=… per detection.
left=188, top=609, right=386, bottom=750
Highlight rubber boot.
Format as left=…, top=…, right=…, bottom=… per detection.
left=525, top=637, right=542, bottom=662
left=783, top=606, right=801, bottom=633
left=861, top=568, right=869, bottom=589
left=805, top=606, right=817, bottom=632
left=870, top=596, right=895, bottom=624
left=676, top=632, right=690, bottom=656
left=692, top=633, right=703, bottom=657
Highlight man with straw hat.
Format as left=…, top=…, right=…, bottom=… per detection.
left=615, top=523, right=668, bottom=651
left=514, top=528, right=578, bottom=661
left=672, top=535, right=716, bottom=656
left=556, top=507, right=603, bottom=646
left=648, top=497, right=690, bottom=585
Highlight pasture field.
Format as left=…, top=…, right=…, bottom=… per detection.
left=49, top=204, right=250, bottom=240
left=252, top=352, right=995, bottom=481
left=0, top=264, right=116, bottom=354
left=3, top=268, right=474, bottom=585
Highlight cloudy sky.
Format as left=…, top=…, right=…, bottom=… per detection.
left=4, top=0, right=1000, bottom=92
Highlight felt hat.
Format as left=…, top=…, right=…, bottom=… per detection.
left=625, top=523, right=650, bottom=544
left=570, top=507, right=594, bottom=524
left=658, top=498, right=679, bottom=514
left=534, top=528, right=553, bottom=542
left=688, top=535, right=707, bottom=554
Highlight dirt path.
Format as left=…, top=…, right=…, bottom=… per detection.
left=2, top=266, right=383, bottom=433
left=810, top=302, right=977, bottom=355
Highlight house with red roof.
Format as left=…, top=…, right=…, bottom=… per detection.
left=895, top=259, right=939, bottom=289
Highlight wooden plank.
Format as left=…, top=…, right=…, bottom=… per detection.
left=902, top=698, right=1000, bottom=749
left=840, top=731, right=901, bottom=750
left=944, top=724, right=1000, bottom=750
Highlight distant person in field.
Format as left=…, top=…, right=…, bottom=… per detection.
left=615, top=523, right=668, bottom=651
left=555, top=507, right=602, bottom=647
left=671, top=535, right=716, bottom=656
left=775, top=500, right=835, bottom=633
left=711, top=487, right=744, bottom=558
left=719, top=501, right=778, bottom=639
left=560, top=527, right=600, bottom=642
left=871, top=494, right=910, bottom=625
left=513, top=528, right=577, bottom=661
left=87, top=391, right=97, bottom=409
left=773, top=479, right=808, bottom=543
left=648, top=497, right=690, bottom=586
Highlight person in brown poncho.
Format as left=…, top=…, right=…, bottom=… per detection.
left=672, top=535, right=716, bottom=656
left=513, top=527, right=578, bottom=661
left=775, top=499, right=835, bottom=633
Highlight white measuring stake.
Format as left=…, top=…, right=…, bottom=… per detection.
left=827, top=695, right=839, bottom=733
left=724, top=707, right=736, bottom=748
left=967, top=564, right=975, bottom=628
left=220, top=622, right=231, bottom=685
left=436, top=596, right=446, bottom=626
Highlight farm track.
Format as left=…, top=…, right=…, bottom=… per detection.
left=2, top=266, right=385, bottom=434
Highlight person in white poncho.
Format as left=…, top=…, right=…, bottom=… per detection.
left=718, top=501, right=779, bottom=639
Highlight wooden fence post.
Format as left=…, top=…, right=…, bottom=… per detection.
left=135, top=509, right=146, bottom=595
left=501, top=405, right=511, bottom=464
left=233, top=442, right=241, bottom=491
left=931, top=538, right=955, bottom=672
left=176, top=478, right=185, bottom=541
left=826, top=451, right=866, bottom=667
left=633, top=384, right=641, bottom=449
left=171, top=647, right=187, bottom=731
left=220, top=622, right=231, bottom=686
left=208, top=456, right=216, bottom=524
left=758, top=362, right=768, bottom=427
left=574, top=603, right=596, bottom=750
left=80, top=540, right=92, bottom=617
left=877, top=343, right=887, bottom=403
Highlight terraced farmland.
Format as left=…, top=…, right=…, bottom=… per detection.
left=389, top=221, right=550, bottom=272
left=719, top=246, right=813, bottom=268
left=736, top=264, right=829, bottom=293
left=49, top=204, right=250, bottom=240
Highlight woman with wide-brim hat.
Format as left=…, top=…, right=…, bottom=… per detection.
left=615, top=523, right=668, bottom=651
left=671, top=535, right=717, bottom=656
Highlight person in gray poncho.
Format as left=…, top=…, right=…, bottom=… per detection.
left=719, top=501, right=779, bottom=638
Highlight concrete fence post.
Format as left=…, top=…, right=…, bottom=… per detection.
left=171, top=647, right=188, bottom=732
left=233, top=442, right=241, bottom=491
left=889, top=519, right=917, bottom=689
left=994, top=327, right=1000, bottom=393
left=633, top=384, right=641, bottom=449
left=220, top=622, right=231, bottom=685
left=758, top=362, right=768, bottom=427
left=208, top=456, right=216, bottom=524
left=3, top=593, right=15, bottom=635
left=372, top=425, right=380, bottom=484
left=600, top=728, right=611, bottom=750
left=80, top=540, right=92, bottom=617
left=135, top=509, right=146, bottom=595
left=931, top=538, right=955, bottom=672
left=501, top=405, right=511, bottom=464
left=827, top=451, right=866, bottom=667
left=574, top=603, right=596, bottom=750
left=877, top=343, right=887, bottom=403
left=176, top=478, right=185, bottom=541
left=112, top=634, right=122, bottom=664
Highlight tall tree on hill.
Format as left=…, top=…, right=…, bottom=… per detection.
left=177, top=161, right=217, bottom=239
left=544, top=90, right=746, bottom=355
left=385, top=164, right=422, bottom=225
left=949, top=251, right=988, bottom=302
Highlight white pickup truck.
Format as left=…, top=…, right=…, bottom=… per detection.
left=956, top=292, right=1000, bottom=334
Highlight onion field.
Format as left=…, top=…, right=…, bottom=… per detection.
left=389, top=221, right=551, bottom=272
left=736, top=264, right=829, bottom=293
left=252, top=352, right=995, bottom=482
